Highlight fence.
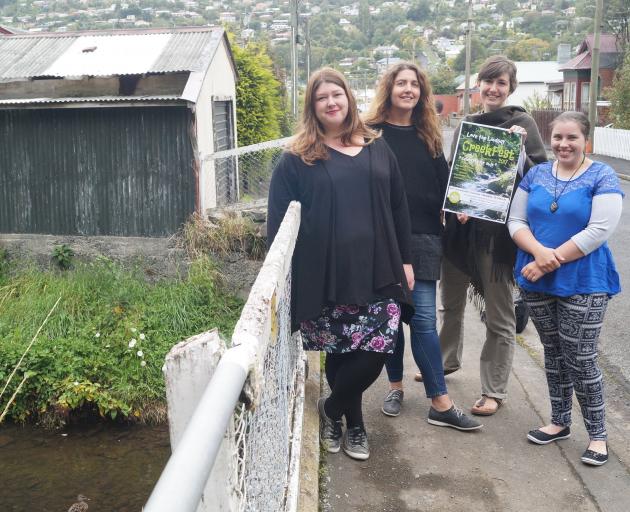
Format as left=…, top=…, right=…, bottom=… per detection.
left=205, top=137, right=292, bottom=207
left=144, top=201, right=304, bottom=512
left=594, top=127, right=630, bottom=160
left=530, top=108, right=563, bottom=146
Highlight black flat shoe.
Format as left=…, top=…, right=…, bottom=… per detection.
left=581, top=446, right=608, bottom=466
left=527, top=426, right=571, bottom=445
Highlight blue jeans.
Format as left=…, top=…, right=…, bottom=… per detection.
left=385, top=279, right=448, bottom=398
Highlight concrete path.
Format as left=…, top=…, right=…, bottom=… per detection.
left=321, top=303, right=630, bottom=512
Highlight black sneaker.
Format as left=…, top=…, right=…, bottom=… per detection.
left=342, top=426, right=370, bottom=460
left=581, top=445, right=608, bottom=466
left=527, top=426, right=571, bottom=445
left=427, top=404, right=483, bottom=431
left=381, top=389, right=404, bottom=417
left=317, top=397, right=343, bottom=453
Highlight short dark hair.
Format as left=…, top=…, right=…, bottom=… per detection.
left=550, top=111, right=590, bottom=139
left=477, top=55, right=518, bottom=94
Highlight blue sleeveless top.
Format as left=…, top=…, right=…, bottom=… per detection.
left=514, top=160, right=623, bottom=297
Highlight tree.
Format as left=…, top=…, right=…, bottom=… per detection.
left=506, top=38, right=551, bottom=61
left=231, top=41, right=287, bottom=145
left=522, top=91, right=552, bottom=112
left=429, top=64, right=457, bottom=94
left=605, top=0, right=630, bottom=50
left=608, top=49, right=630, bottom=129
left=407, top=0, right=432, bottom=22
left=452, top=37, right=488, bottom=72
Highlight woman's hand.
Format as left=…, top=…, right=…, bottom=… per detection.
left=508, top=125, right=528, bottom=142
left=457, top=213, right=469, bottom=224
left=533, top=246, right=563, bottom=273
left=521, top=261, right=545, bottom=282
left=403, top=264, right=415, bottom=291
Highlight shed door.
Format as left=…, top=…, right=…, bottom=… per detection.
left=212, top=100, right=236, bottom=205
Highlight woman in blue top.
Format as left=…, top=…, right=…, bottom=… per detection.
left=507, top=111, right=624, bottom=467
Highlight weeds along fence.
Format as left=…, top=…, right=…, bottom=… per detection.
left=144, top=201, right=304, bottom=512
left=206, top=137, right=292, bottom=206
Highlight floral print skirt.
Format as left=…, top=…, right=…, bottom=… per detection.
left=299, top=299, right=401, bottom=354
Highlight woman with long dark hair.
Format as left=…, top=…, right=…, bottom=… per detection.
left=364, top=62, right=481, bottom=431
left=267, top=68, right=414, bottom=460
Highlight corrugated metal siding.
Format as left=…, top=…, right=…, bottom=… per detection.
left=0, top=36, right=75, bottom=79
left=0, top=106, right=195, bottom=236
left=152, top=31, right=221, bottom=73
left=0, top=29, right=222, bottom=79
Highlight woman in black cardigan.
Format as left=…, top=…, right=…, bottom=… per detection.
left=267, top=68, right=414, bottom=461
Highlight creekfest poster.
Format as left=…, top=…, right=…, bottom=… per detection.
left=443, top=121, right=524, bottom=224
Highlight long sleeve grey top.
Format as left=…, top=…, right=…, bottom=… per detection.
left=508, top=188, right=623, bottom=255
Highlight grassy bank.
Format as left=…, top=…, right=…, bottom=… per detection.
left=0, top=255, right=243, bottom=427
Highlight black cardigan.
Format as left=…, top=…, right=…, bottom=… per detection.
left=267, top=138, right=413, bottom=330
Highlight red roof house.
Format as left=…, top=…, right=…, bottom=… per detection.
left=558, top=34, right=622, bottom=111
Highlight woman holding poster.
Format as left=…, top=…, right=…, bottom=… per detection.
left=364, top=62, right=482, bottom=431
left=508, top=111, right=623, bottom=466
left=438, top=56, right=547, bottom=416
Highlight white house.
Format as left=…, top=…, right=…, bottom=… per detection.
left=456, top=61, right=563, bottom=108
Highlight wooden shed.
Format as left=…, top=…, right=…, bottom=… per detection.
left=0, top=27, right=237, bottom=237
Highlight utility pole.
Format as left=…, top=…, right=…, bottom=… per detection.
left=304, top=15, right=311, bottom=79
left=290, top=0, right=299, bottom=119
left=463, top=0, right=473, bottom=115
left=588, top=0, right=604, bottom=149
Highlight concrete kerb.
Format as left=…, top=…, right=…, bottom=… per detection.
left=298, top=351, right=321, bottom=512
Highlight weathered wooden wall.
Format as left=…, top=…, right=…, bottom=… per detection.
left=0, top=105, right=195, bottom=236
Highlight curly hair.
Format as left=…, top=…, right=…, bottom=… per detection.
left=363, top=61, right=443, bottom=158
left=289, top=67, right=378, bottom=165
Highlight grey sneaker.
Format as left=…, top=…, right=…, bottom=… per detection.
left=427, top=404, right=483, bottom=431
left=318, top=397, right=343, bottom=453
left=342, top=426, right=370, bottom=460
left=381, top=389, right=404, bottom=417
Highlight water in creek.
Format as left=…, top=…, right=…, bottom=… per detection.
left=0, top=423, right=171, bottom=511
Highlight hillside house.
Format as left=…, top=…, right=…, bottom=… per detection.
left=0, top=27, right=238, bottom=237
left=558, top=34, right=621, bottom=112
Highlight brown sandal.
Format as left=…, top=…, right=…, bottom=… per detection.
left=471, top=396, right=503, bottom=416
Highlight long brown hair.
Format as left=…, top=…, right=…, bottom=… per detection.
left=364, top=61, right=443, bottom=158
left=290, top=67, right=378, bottom=165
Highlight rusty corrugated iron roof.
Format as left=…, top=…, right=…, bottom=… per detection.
left=0, top=27, right=224, bottom=80
left=0, top=95, right=182, bottom=105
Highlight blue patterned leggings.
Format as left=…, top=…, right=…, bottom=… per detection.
left=520, top=290, right=608, bottom=441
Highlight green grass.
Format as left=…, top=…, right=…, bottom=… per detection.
left=0, top=256, right=243, bottom=426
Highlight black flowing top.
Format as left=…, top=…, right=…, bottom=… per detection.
left=375, top=123, right=450, bottom=280
left=267, top=137, right=413, bottom=330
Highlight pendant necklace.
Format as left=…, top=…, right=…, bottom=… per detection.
left=550, top=153, right=586, bottom=213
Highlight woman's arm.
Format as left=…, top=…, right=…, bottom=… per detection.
left=508, top=188, right=562, bottom=272
left=388, top=147, right=414, bottom=289
left=267, top=153, right=299, bottom=248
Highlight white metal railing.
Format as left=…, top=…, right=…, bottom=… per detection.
left=594, top=127, right=630, bottom=160
left=145, top=201, right=303, bottom=512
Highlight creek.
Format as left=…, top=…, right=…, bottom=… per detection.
left=0, top=423, right=170, bottom=511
